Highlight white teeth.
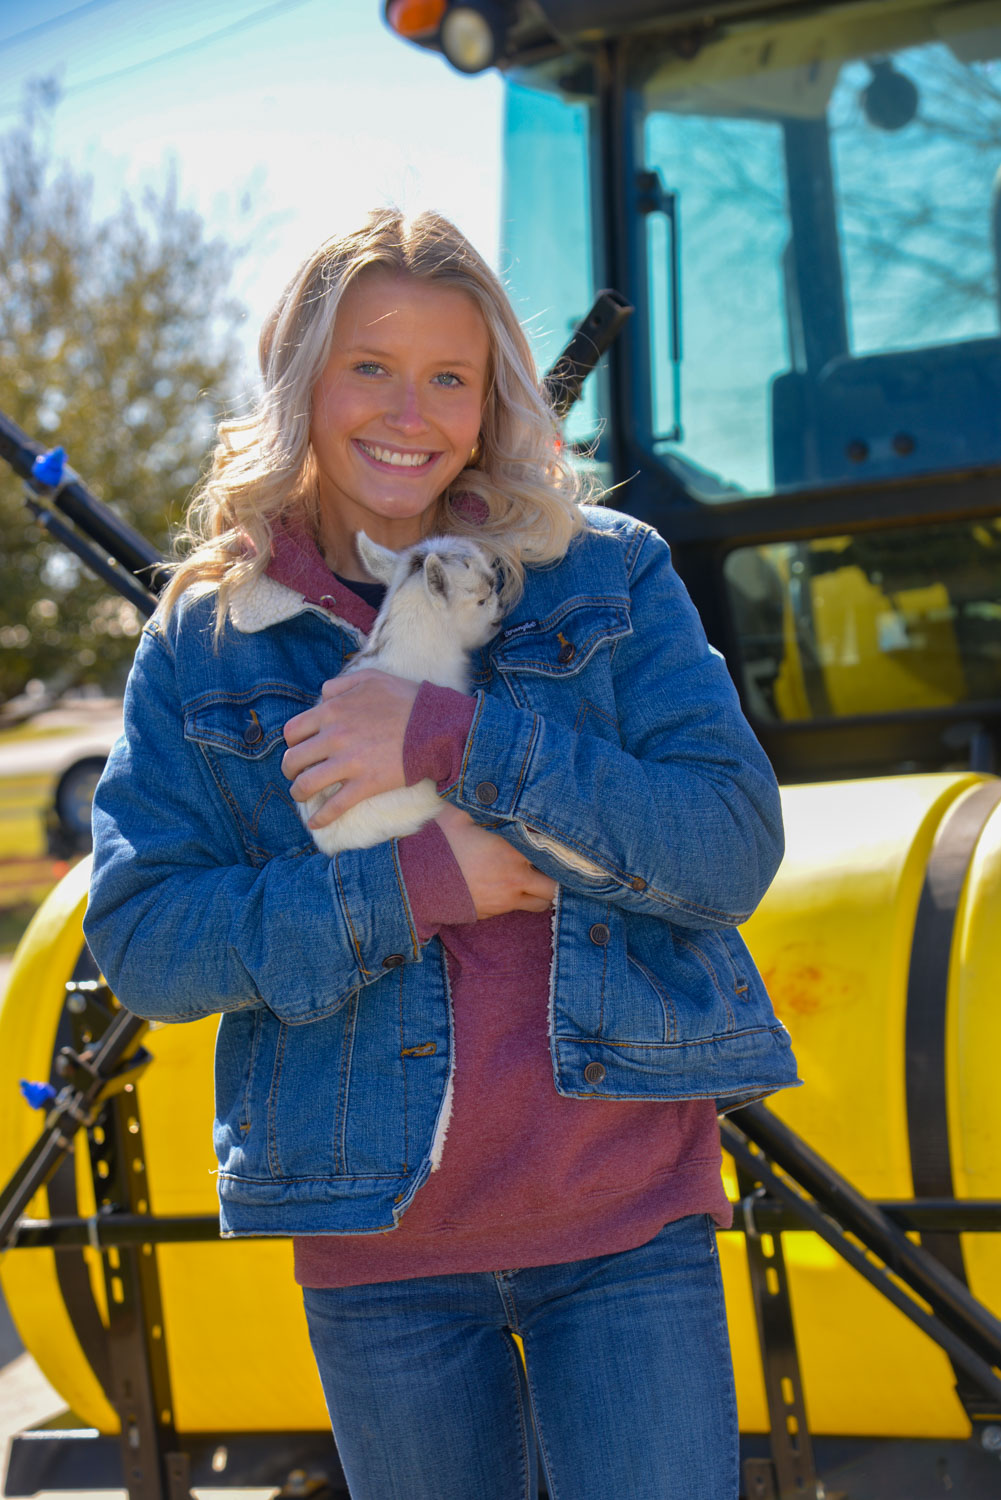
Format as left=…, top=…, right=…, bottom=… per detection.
left=359, top=442, right=434, bottom=468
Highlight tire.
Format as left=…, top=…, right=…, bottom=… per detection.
left=52, top=755, right=108, bottom=853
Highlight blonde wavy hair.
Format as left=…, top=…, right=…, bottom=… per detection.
left=160, top=208, right=590, bottom=625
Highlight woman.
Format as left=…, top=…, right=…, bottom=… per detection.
left=85, top=208, right=798, bottom=1500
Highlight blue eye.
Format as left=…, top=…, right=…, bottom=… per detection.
left=354, top=362, right=384, bottom=376
left=434, top=371, right=463, bottom=388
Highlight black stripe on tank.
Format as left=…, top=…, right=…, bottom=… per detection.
left=905, top=777, right=1001, bottom=1411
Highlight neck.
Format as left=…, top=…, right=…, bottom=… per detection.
left=314, top=495, right=440, bottom=580
left=315, top=521, right=369, bottom=582
left=321, top=546, right=370, bottom=585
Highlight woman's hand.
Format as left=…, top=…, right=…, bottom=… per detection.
left=282, top=669, right=419, bottom=828
left=435, top=803, right=557, bottom=918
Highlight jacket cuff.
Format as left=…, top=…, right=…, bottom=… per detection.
left=397, top=820, right=476, bottom=939
left=403, top=682, right=476, bottom=790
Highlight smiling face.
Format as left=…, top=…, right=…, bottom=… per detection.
left=309, top=267, right=490, bottom=575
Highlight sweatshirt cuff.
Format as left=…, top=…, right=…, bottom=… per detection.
left=403, top=682, right=476, bottom=791
left=397, top=820, right=476, bottom=940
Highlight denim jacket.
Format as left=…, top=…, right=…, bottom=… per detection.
left=85, top=509, right=798, bottom=1237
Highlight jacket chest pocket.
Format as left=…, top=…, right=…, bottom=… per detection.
left=490, top=600, right=631, bottom=735
left=184, top=684, right=318, bottom=864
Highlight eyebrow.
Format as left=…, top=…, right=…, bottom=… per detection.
left=347, top=344, right=483, bottom=371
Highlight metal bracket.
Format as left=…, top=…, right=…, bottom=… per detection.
left=723, top=1106, right=1001, bottom=1404
left=165, top=1451, right=191, bottom=1500
left=736, top=1163, right=824, bottom=1500
left=65, top=991, right=189, bottom=1500
left=87, top=1086, right=187, bottom=1499
left=742, top=1185, right=767, bottom=1240
left=743, top=1456, right=778, bottom=1499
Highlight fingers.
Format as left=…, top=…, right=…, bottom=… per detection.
left=515, top=892, right=557, bottom=913
left=282, top=670, right=415, bottom=815
left=319, top=671, right=371, bottom=699
left=435, top=809, right=558, bottom=918
left=282, top=702, right=329, bottom=751
left=290, top=755, right=383, bottom=822
left=480, top=882, right=555, bottom=917
left=282, top=684, right=367, bottom=763
left=281, top=733, right=330, bottom=787
left=303, top=783, right=353, bottom=829
left=281, top=725, right=352, bottom=801
left=285, top=670, right=414, bottom=751
left=522, top=869, right=558, bottom=903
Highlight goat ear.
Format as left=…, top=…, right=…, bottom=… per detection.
left=424, top=554, right=450, bottom=603
left=355, top=531, right=398, bottom=584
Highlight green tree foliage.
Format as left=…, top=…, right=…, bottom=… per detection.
left=0, top=88, right=246, bottom=705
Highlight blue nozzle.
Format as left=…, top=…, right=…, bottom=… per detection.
left=20, top=1079, right=57, bottom=1110
left=31, top=446, right=66, bottom=488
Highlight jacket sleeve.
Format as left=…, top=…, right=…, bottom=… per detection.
left=84, top=622, right=426, bottom=1026
left=447, top=525, right=784, bottom=927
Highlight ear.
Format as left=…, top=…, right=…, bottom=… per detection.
left=424, top=554, right=450, bottom=604
left=355, top=531, right=398, bottom=584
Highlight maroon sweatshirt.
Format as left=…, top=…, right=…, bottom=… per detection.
left=265, top=526, right=731, bottom=1288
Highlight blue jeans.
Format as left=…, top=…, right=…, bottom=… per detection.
left=302, top=1214, right=738, bottom=1500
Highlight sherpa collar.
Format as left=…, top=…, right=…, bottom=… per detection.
left=228, top=497, right=488, bottom=637
left=227, top=522, right=377, bottom=639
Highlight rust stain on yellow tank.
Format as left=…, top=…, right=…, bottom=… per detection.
left=760, top=946, right=865, bottom=1019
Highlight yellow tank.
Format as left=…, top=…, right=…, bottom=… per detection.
left=724, top=770, right=1001, bottom=1437
left=0, top=857, right=323, bottom=1434
left=1, top=772, right=999, bottom=1438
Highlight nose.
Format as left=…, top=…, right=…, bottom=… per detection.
left=386, top=379, right=430, bottom=436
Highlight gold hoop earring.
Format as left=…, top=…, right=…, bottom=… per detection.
left=468, top=439, right=481, bottom=466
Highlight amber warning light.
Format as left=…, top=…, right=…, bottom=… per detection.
left=387, top=0, right=447, bottom=38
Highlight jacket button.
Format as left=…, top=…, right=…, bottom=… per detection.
left=589, top=923, right=610, bottom=946
left=630, top=875, right=647, bottom=892
left=557, top=641, right=576, bottom=664
left=584, top=1061, right=606, bottom=1085
left=475, top=781, right=498, bottom=806
left=243, top=721, right=263, bottom=746
left=382, top=954, right=405, bottom=969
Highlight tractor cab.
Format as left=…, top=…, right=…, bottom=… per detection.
left=390, top=0, right=1001, bottom=784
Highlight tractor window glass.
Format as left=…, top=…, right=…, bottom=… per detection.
left=831, top=42, right=1001, bottom=360
left=641, top=108, right=790, bottom=499
left=501, top=76, right=599, bottom=453
left=635, top=5, right=1001, bottom=499
left=724, top=519, right=1001, bottom=724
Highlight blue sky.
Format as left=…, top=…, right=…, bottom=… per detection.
left=0, top=0, right=505, bottom=374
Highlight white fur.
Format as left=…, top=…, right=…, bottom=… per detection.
left=301, top=532, right=503, bottom=855
left=428, top=1070, right=454, bottom=1172
left=521, top=826, right=605, bottom=878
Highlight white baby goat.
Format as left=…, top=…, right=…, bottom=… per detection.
left=299, top=531, right=503, bottom=855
